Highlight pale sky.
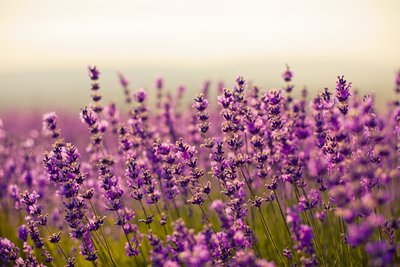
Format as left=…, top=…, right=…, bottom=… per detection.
left=0, top=0, right=399, bottom=109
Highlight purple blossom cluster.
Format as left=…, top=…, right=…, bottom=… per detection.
left=0, top=66, right=399, bottom=266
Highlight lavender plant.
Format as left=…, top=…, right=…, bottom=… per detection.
left=0, top=66, right=399, bottom=266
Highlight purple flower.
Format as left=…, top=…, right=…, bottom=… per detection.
left=282, top=65, right=293, bottom=82
left=80, top=107, right=98, bottom=127
left=42, top=112, right=60, bottom=138
left=298, top=225, right=313, bottom=248
left=335, top=75, right=351, bottom=115
left=298, top=189, right=321, bottom=211
left=365, top=241, right=395, bottom=267
left=20, top=190, right=40, bottom=207
left=118, top=72, right=129, bottom=88
left=88, top=65, right=100, bottom=81
left=80, top=232, right=97, bottom=261
left=217, top=88, right=234, bottom=109
left=155, top=76, right=163, bottom=90
left=283, top=247, right=292, bottom=260
left=287, top=206, right=317, bottom=265
left=335, top=75, right=351, bottom=102
left=0, top=238, right=19, bottom=264
left=42, top=112, right=57, bottom=130
left=286, top=206, right=300, bottom=225
left=18, top=225, right=28, bottom=241
left=193, top=93, right=211, bottom=139
left=347, top=215, right=385, bottom=246
left=134, top=88, right=148, bottom=103
left=179, top=243, right=211, bottom=267
left=232, top=250, right=276, bottom=267
left=193, top=94, right=209, bottom=111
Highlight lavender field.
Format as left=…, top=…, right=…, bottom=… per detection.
left=0, top=65, right=399, bottom=267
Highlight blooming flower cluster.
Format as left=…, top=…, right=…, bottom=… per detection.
left=0, top=66, right=399, bottom=266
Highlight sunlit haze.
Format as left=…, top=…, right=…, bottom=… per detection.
left=0, top=0, right=399, bottom=109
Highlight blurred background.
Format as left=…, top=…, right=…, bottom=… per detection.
left=0, top=0, right=399, bottom=111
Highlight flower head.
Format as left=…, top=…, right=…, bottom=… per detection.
left=88, top=65, right=100, bottom=81
left=282, top=65, right=293, bottom=82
